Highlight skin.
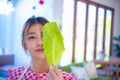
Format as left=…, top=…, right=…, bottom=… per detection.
left=25, top=23, right=62, bottom=80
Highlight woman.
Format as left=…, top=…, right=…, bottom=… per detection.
left=7, top=16, right=77, bottom=80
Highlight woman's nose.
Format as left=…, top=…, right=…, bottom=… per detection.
left=36, top=39, right=43, bottom=47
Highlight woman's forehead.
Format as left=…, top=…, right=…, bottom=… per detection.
left=28, top=24, right=43, bottom=31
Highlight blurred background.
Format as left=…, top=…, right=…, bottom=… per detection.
left=0, top=0, right=120, bottom=67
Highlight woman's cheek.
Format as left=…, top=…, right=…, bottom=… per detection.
left=26, top=42, right=33, bottom=49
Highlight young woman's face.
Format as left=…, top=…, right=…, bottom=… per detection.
left=25, top=23, right=46, bottom=60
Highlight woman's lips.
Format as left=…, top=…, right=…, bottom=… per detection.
left=35, top=49, right=44, bottom=53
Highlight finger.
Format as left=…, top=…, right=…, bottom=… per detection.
left=53, top=65, right=63, bottom=79
left=49, top=65, right=53, bottom=70
left=48, top=65, right=63, bottom=80
left=49, top=65, right=58, bottom=75
left=49, top=67, right=56, bottom=77
left=54, top=65, right=58, bottom=70
left=53, top=65, right=60, bottom=75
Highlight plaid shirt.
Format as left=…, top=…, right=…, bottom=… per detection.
left=6, top=66, right=77, bottom=80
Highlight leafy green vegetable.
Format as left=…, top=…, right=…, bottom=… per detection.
left=42, top=22, right=65, bottom=65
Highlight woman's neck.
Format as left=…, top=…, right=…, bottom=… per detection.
left=30, top=59, right=50, bottom=73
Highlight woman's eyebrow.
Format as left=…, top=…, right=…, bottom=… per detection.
left=27, top=32, right=36, bottom=35
left=27, top=32, right=42, bottom=35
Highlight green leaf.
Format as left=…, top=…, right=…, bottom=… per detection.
left=42, top=22, right=65, bottom=65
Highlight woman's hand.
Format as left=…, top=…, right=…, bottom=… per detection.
left=47, top=65, right=62, bottom=80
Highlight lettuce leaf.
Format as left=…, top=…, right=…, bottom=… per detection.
left=42, top=22, right=65, bottom=65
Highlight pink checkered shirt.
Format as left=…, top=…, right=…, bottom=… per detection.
left=6, top=66, right=77, bottom=80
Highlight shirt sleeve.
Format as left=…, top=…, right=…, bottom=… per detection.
left=6, top=69, right=12, bottom=80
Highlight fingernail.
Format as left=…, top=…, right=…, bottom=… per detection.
left=49, top=65, right=53, bottom=70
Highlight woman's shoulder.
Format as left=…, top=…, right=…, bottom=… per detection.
left=8, top=66, right=25, bottom=73
left=6, top=66, right=25, bottom=80
left=59, top=69, right=78, bottom=80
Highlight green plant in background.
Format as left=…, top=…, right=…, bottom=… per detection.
left=113, top=35, right=120, bottom=57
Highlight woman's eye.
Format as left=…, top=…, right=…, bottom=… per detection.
left=28, top=36, right=35, bottom=39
